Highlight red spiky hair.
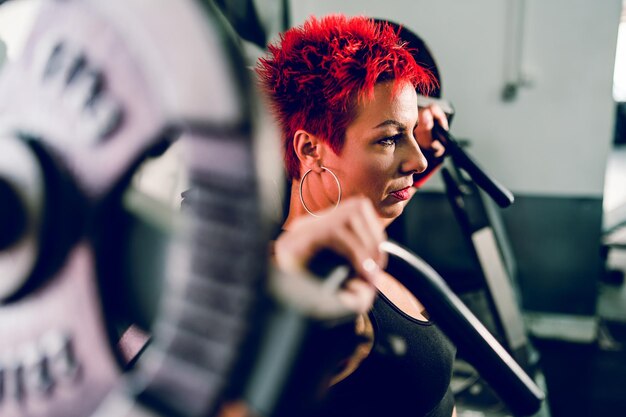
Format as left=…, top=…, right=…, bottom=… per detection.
left=256, top=14, right=436, bottom=179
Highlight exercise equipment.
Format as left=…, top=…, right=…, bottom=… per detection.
left=0, top=1, right=271, bottom=416
left=440, top=156, right=530, bottom=367
left=213, top=0, right=290, bottom=49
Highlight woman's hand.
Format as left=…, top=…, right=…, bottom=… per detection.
left=274, top=196, right=386, bottom=313
left=414, top=103, right=449, bottom=158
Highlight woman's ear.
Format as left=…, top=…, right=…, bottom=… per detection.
left=293, top=129, right=323, bottom=173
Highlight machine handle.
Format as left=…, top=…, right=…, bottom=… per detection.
left=432, top=123, right=515, bottom=208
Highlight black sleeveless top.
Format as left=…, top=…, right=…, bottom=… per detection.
left=309, top=291, right=456, bottom=417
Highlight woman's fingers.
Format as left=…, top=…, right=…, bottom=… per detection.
left=347, top=199, right=386, bottom=265
left=329, top=221, right=383, bottom=287
left=429, top=103, right=449, bottom=130
left=336, top=278, right=377, bottom=314
left=430, top=139, right=446, bottom=158
left=274, top=196, right=386, bottom=288
left=415, top=104, right=449, bottom=158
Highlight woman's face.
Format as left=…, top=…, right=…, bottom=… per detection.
left=322, top=81, right=427, bottom=221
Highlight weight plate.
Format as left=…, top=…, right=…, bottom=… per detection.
left=0, top=1, right=269, bottom=416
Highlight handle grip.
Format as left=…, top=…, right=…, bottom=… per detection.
left=433, top=123, right=515, bottom=208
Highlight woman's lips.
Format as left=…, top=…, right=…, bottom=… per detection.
left=390, top=186, right=411, bottom=201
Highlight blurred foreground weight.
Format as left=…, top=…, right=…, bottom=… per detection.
left=0, top=1, right=268, bottom=416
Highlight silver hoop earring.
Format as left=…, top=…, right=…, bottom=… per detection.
left=299, top=166, right=342, bottom=217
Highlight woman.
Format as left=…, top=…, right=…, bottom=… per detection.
left=257, top=14, right=456, bottom=417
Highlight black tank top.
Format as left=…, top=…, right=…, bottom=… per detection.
left=309, top=291, right=456, bottom=417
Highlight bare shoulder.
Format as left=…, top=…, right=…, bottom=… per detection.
left=376, top=271, right=430, bottom=321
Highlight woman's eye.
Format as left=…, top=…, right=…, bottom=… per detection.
left=379, top=134, right=402, bottom=147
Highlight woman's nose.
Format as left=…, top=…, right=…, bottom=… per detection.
left=401, top=139, right=428, bottom=174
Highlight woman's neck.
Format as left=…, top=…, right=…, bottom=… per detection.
left=282, top=181, right=310, bottom=230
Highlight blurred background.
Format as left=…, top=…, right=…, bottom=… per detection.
left=1, top=1, right=625, bottom=417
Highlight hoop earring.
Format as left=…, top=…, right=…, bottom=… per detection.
left=299, top=166, right=342, bottom=218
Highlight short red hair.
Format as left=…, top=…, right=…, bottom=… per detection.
left=256, top=14, right=436, bottom=179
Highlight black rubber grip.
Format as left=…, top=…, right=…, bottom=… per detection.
left=307, top=248, right=352, bottom=280
left=433, top=123, right=515, bottom=208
